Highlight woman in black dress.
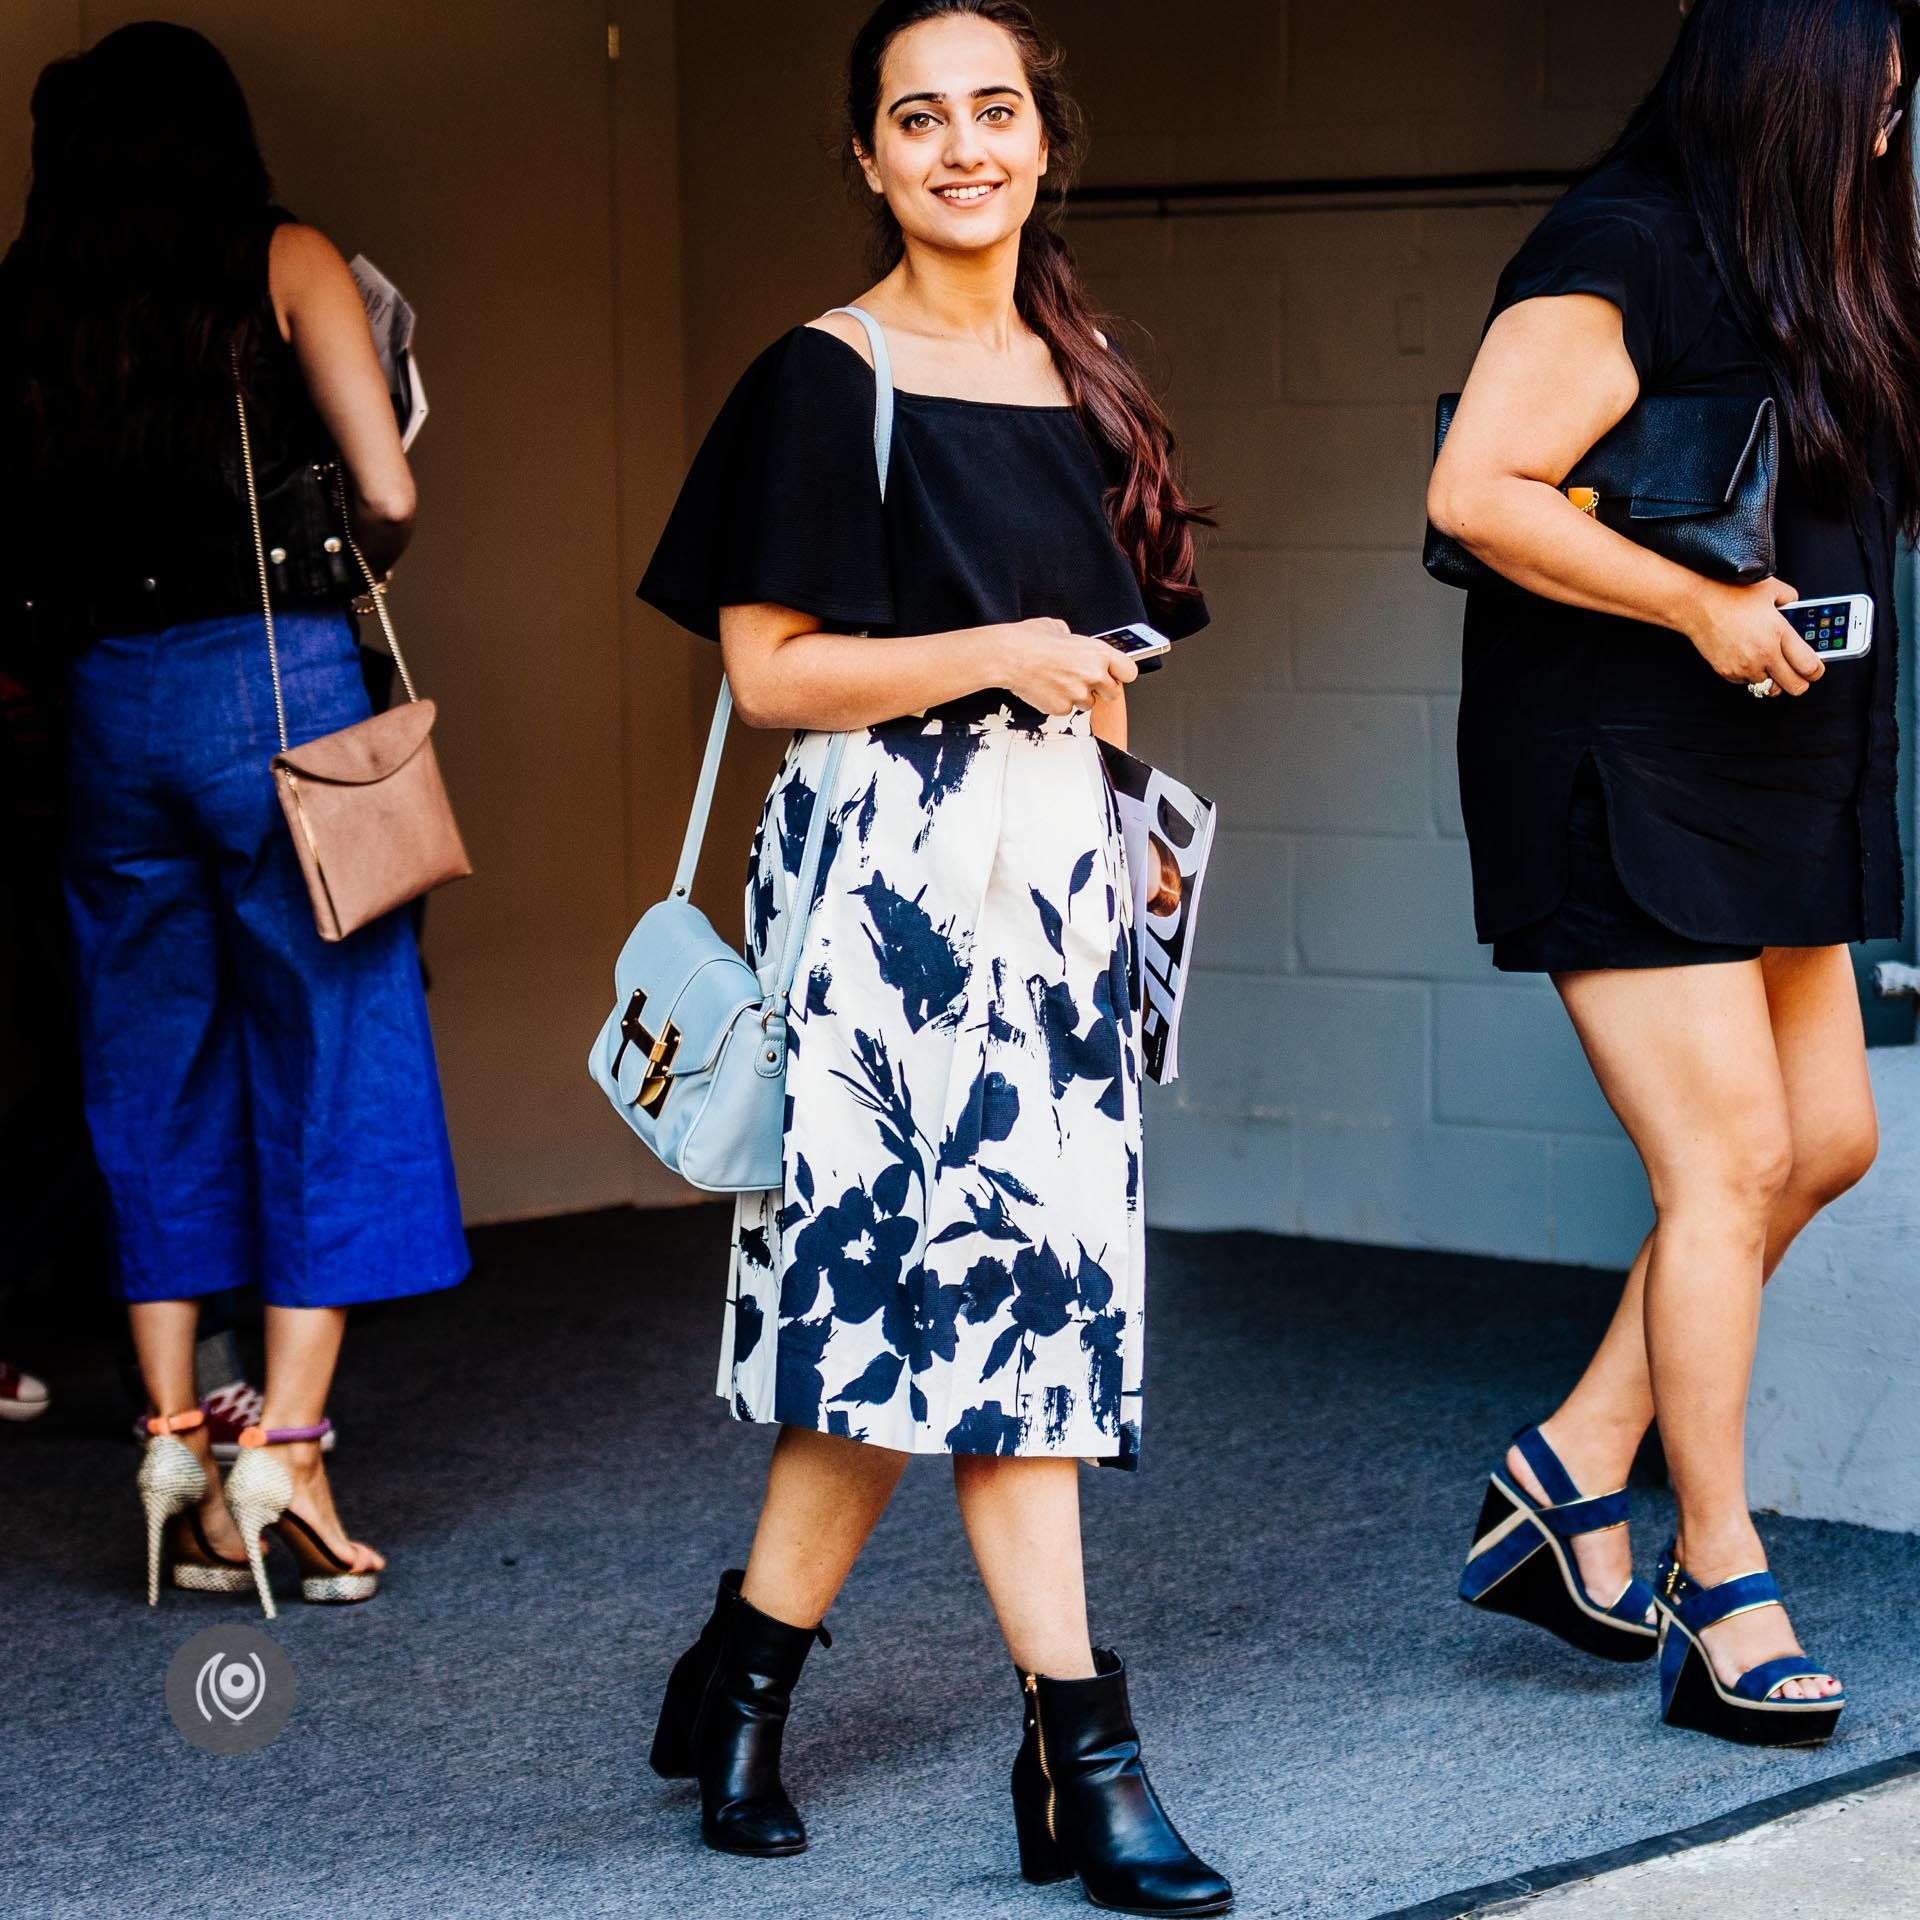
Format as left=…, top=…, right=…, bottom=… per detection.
left=636, top=3, right=1229, bottom=1909
left=1432, top=0, right=1920, bottom=1746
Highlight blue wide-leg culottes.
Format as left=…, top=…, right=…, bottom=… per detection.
left=61, top=609, right=469, bottom=1308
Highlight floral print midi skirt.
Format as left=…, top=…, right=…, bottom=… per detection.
left=720, top=703, right=1145, bottom=1468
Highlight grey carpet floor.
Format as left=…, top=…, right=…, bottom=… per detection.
left=4, top=1205, right=1918, bottom=1920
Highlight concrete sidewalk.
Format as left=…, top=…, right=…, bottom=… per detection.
left=1470, top=1774, right=1920, bottom=1918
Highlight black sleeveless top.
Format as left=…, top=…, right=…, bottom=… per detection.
left=637, top=324, right=1206, bottom=722
left=0, top=207, right=353, bottom=651
left=1457, top=156, right=1903, bottom=948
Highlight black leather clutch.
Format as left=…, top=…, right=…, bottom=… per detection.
left=1423, top=391, right=1777, bottom=591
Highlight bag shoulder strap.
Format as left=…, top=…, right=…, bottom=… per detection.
left=826, top=305, right=896, bottom=490
left=232, top=346, right=290, bottom=755
left=669, top=309, right=897, bottom=1008
left=233, top=345, right=424, bottom=758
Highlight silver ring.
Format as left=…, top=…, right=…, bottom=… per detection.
left=1747, top=676, right=1778, bottom=699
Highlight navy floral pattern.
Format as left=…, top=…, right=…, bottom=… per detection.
left=719, top=704, right=1145, bottom=1468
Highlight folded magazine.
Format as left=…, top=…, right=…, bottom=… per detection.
left=348, top=254, right=429, bottom=450
left=1098, top=741, right=1219, bottom=1085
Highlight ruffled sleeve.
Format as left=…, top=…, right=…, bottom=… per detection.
left=637, top=327, right=894, bottom=641
left=1488, top=171, right=1678, bottom=387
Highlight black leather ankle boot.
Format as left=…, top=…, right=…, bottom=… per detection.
left=648, top=1568, right=743, bottom=1781
left=650, top=1568, right=831, bottom=1857
left=1012, top=1649, right=1232, bottom=1916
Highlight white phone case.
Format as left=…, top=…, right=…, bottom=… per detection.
left=1779, top=593, right=1873, bottom=660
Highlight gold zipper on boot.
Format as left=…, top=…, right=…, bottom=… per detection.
left=1024, top=1672, right=1059, bottom=1844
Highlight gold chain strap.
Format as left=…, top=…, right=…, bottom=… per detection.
left=230, top=343, right=422, bottom=737
left=329, top=464, right=418, bottom=703
left=231, top=345, right=289, bottom=754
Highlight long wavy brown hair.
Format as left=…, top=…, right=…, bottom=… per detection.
left=844, top=0, right=1211, bottom=624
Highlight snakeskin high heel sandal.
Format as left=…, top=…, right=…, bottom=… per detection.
left=222, top=1418, right=378, bottom=1621
left=1654, top=1544, right=1844, bottom=1747
left=1459, top=1424, right=1659, bottom=1661
left=137, top=1409, right=249, bottom=1605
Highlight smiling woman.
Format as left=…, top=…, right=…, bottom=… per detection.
left=633, top=2, right=1229, bottom=1913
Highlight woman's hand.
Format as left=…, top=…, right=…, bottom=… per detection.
left=719, top=609, right=1138, bottom=733
left=1682, top=576, right=1824, bottom=695
left=1430, top=296, right=1816, bottom=667
left=994, top=617, right=1138, bottom=716
left=271, top=224, right=416, bottom=573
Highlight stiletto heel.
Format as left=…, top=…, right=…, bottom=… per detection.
left=1459, top=1424, right=1657, bottom=1662
left=222, top=1418, right=377, bottom=1621
left=136, top=1409, right=248, bottom=1604
left=1012, top=1652, right=1233, bottom=1917
left=144, top=1503, right=169, bottom=1608
left=1653, top=1546, right=1843, bottom=1747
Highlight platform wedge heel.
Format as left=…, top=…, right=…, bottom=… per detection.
left=1653, top=1548, right=1843, bottom=1747
left=1459, top=1424, right=1658, bottom=1662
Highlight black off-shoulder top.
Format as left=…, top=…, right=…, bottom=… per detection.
left=637, top=324, right=1206, bottom=719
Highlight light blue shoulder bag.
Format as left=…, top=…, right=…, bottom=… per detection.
left=587, top=306, right=895, bottom=1192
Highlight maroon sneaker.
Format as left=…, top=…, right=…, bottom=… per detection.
left=0, top=1361, right=51, bottom=1422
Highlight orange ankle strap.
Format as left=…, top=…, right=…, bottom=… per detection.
left=145, top=1408, right=205, bottom=1437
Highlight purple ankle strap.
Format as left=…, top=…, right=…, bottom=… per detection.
left=236, top=1417, right=332, bottom=1448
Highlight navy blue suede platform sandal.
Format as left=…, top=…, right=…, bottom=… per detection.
left=1459, top=1424, right=1659, bottom=1662
left=1653, top=1545, right=1844, bottom=1747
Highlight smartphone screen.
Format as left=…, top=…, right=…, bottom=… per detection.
left=1097, top=623, right=1172, bottom=659
left=1780, top=596, right=1871, bottom=657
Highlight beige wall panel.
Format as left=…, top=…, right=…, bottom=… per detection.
left=671, top=0, right=869, bottom=913
left=611, top=0, right=706, bottom=1208
left=0, top=6, right=79, bottom=232
left=66, top=0, right=664, bottom=1221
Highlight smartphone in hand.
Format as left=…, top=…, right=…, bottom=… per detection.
left=1095, top=622, right=1173, bottom=662
left=1779, top=594, right=1873, bottom=660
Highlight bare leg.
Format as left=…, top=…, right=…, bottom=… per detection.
left=740, top=1425, right=910, bottom=1627
left=1541, top=954, right=1850, bottom=1698
left=129, top=1298, right=244, bottom=1556
left=1509, top=948, right=1875, bottom=1672
left=952, top=1455, right=1096, bottom=1679
left=259, top=1304, right=383, bottom=1574
left=1506, top=1227, right=1656, bottom=1610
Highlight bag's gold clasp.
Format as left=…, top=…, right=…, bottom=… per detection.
left=612, top=987, right=682, bottom=1117
left=1566, top=486, right=1601, bottom=516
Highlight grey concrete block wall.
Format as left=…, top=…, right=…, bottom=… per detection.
left=1748, top=1049, right=1920, bottom=1530
left=1051, top=1, right=1696, bottom=1264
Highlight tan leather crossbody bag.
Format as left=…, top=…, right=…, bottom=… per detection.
left=232, top=353, right=472, bottom=942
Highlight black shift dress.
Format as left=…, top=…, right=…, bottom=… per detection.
left=1457, top=156, right=1904, bottom=966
